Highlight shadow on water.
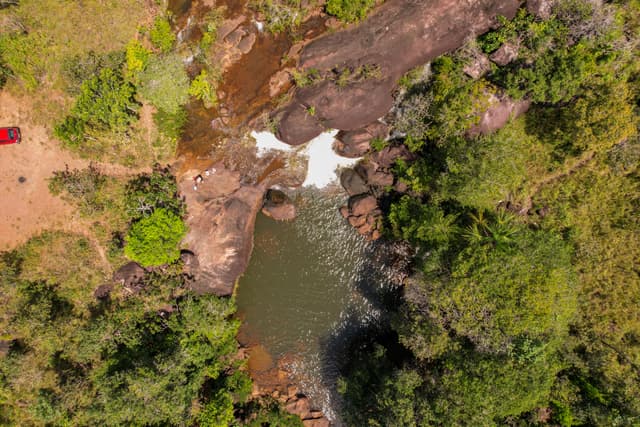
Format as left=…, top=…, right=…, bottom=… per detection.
left=305, top=242, right=407, bottom=424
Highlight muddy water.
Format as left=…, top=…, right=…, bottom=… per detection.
left=236, top=190, right=394, bottom=420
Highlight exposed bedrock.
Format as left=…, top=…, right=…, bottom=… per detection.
left=262, top=189, right=297, bottom=221
left=180, top=166, right=268, bottom=296
left=276, top=0, right=521, bottom=145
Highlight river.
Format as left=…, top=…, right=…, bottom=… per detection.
left=169, top=0, right=395, bottom=421
left=236, top=188, right=395, bottom=421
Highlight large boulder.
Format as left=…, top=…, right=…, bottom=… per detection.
left=527, top=0, right=555, bottom=19
left=262, top=189, right=297, bottom=221
left=276, top=0, right=521, bottom=144
left=370, top=145, right=414, bottom=169
left=285, top=397, right=311, bottom=420
left=94, top=284, right=113, bottom=299
left=468, top=94, right=531, bottom=136
left=341, top=194, right=383, bottom=240
left=303, top=419, right=330, bottom=427
left=463, top=53, right=491, bottom=79
left=112, top=262, right=145, bottom=288
left=334, top=121, right=389, bottom=158
left=340, top=168, right=369, bottom=196
left=489, top=42, right=519, bottom=66
left=349, top=194, right=378, bottom=217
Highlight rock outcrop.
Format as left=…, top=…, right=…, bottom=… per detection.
left=463, top=52, right=492, bottom=79
left=340, top=168, right=368, bottom=196
left=180, top=165, right=267, bottom=296
left=527, top=0, right=556, bottom=19
left=262, top=189, right=297, bottom=221
left=112, top=262, right=146, bottom=294
left=339, top=144, right=414, bottom=240
left=333, top=121, right=389, bottom=158
left=276, top=0, right=521, bottom=145
left=489, top=42, right=519, bottom=66
left=468, top=94, right=532, bottom=136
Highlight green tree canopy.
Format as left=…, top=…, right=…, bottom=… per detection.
left=138, top=53, right=189, bottom=114
left=124, top=208, right=186, bottom=267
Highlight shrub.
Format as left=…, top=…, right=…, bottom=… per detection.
left=49, top=164, right=108, bottom=215
left=124, top=208, right=186, bottom=267
left=61, top=50, right=125, bottom=94
left=73, top=67, right=138, bottom=131
left=0, top=32, right=45, bottom=89
left=189, top=69, right=217, bottom=108
left=250, top=0, right=306, bottom=33
left=0, top=59, right=10, bottom=88
left=125, top=39, right=151, bottom=75
left=149, top=16, right=176, bottom=53
left=326, top=0, right=377, bottom=22
left=138, top=54, right=190, bottom=114
left=199, top=9, right=223, bottom=50
left=54, top=116, right=86, bottom=148
left=55, top=67, right=137, bottom=148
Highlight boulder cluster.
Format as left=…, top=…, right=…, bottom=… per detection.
left=337, top=122, right=414, bottom=240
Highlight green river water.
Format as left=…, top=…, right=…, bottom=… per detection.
left=236, top=188, right=394, bottom=419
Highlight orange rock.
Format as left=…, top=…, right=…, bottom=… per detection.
left=286, top=397, right=311, bottom=419
left=303, top=418, right=330, bottom=427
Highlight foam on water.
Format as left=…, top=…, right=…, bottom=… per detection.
left=252, top=131, right=294, bottom=155
left=300, top=130, right=359, bottom=188
left=251, top=130, right=359, bottom=188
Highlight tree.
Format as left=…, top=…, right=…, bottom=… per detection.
left=124, top=208, right=186, bottom=267
left=149, top=16, right=175, bottom=53
left=138, top=53, right=189, bottom=114
left=124, top=166, right=183, bottom=220
left=72, top=67, right=138, bottom=131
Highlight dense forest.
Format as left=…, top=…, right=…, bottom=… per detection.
left=1, top=0, right=639, bottom=426
left=339, top=1, right=640, bottom=425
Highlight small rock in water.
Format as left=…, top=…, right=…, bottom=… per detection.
left=262, top=189, right=297, bottom=221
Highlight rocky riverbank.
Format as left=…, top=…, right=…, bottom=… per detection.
left=274, top=0, right=521, bottom=145
left=173, top=0, right=546, bottom=424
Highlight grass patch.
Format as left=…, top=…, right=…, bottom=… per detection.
left=0, top=0, right=150, bottom=91
left=17, top=231, right=107, bottom=312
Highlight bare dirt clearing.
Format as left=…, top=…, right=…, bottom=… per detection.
left=0, top=90, right=147, bottom=250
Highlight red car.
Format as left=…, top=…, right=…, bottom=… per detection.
left=0, top=127, right=21, bottom=145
